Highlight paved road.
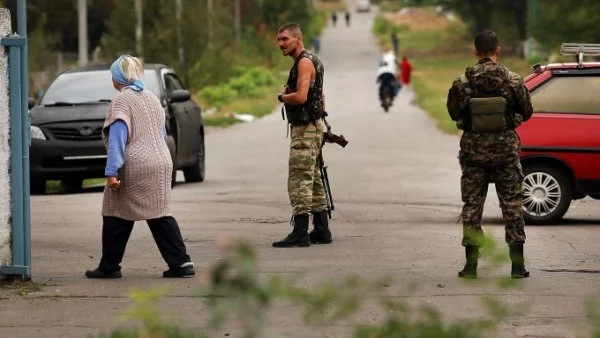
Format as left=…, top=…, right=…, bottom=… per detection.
left=2, top=6, right=600, bottom=338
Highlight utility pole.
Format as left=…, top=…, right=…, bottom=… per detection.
left=207, top=0, right=213, bottom=45
left=234, top=0, right=241, bottom=42
left=525, top=0, right=540, bottom=58
left=77, top=0, right=88, bottom=66
left=135, top=0, right=143, bottom=56
left=175, top=0, right=187, bottom=85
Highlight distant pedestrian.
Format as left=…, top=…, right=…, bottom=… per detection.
left=345, top=11, right=351, bottom=26
left=331, top=12, right=338, bottom=26
left=391, top=30, right=399, bottom=55
left=85, top=55, right=195, bottom=279
left=400, top=56, right=412, bottom=85
left=312, top=35, right=321, bottom=54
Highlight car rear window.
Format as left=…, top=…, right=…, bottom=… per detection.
left=40, top=70, right=161, bottom=106
left=531, top=75, right=600, bottom=114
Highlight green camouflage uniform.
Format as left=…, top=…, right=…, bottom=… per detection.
left=285, top=50, right=327, bottom=216
left=446, top=58, right=533, bottom=247
left=289, top=120, right=327, bottom=215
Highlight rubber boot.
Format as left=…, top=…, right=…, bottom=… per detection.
left=509, top=244, right=530, bottom=279
left=458, top=246, right=478, bottom=279
left=272, top=214, right=311, bottom=248
left=309, top=210, right=333, bottom=244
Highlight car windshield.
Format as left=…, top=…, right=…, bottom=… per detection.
left=40, top=69, right=161, bottom=106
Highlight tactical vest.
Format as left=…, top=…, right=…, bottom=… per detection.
left=284, top=50, right=325, bottom=124
left=457, top=72, right=516, bottom=133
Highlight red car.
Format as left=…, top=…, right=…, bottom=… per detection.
left=517, top=43, right=600, bottom=224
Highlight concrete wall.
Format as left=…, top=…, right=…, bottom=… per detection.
left=0, top=9, right=12, bottom=265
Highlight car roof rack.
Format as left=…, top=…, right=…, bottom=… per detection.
left=560, top=43, right=600, bottom=68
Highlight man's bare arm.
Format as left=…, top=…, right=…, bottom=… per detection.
left=282, top=58, right=314, bottom=105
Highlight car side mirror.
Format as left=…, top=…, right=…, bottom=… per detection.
left=28, top=97, right=36, bottom=109
left=170, top=89, right=190, bottom=103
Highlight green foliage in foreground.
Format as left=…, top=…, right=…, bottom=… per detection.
left=95, top=240, right=514, bottom=338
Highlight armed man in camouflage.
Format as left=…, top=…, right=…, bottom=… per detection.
left=446, top=30, right=533, bottom=279
left=273, top=23, right=333, bottom=248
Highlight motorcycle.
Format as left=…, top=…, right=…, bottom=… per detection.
left=380, top=86, right=393, bottom=113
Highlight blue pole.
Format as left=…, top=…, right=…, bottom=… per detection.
left=8, top=44, right=24, bottom=270
left=17, top=0, right=31, bottom=278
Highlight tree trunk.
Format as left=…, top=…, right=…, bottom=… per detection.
left=135, top=0, right=143, bottom=56
left=77, top=0, right=88, bottom=66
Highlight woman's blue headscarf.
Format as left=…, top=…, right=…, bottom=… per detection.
left=110, top=55, right=145, bottom=92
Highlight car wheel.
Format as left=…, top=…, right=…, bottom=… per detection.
left=167, top=136, right=177, bottom=187
left=183, top=134, right=205, bottom=183
left=522, top=164, right=572, bottom=225
left=30, top=178, right=46, bottom=195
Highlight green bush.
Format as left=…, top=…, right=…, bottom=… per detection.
left=198, top=67, right=276, bottom=107
left=197, top=85, right=238, bottom=109
left=373, top=15, right=393, bottom=37
left=97, top=240, right=523, bottom=338
left=245, top=67, right=276, bottom=86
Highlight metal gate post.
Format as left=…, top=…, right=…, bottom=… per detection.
left=0, top=34, right=30, bottom=279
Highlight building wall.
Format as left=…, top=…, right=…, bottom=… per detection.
left=0, top=8, right=13, bottom=265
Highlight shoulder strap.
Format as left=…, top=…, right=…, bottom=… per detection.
left=458, top=73, right=472, bottom=95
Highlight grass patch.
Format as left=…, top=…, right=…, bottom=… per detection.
left=379, top=1, right=406, bottom=12
left=45, top=178, right=105, bottom=194
left=0, top=280, right=50, bottom=296
left=315, top=0, right=347, bottom=12
left=201, top=71, right=286, bottom=127
left=373, top=7, right=534, bottom=134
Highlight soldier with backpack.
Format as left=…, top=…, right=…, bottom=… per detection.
left=446, top=30, right=533, bottom=279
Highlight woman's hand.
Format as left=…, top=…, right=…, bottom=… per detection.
left=106, top=176, right=121, bottom=190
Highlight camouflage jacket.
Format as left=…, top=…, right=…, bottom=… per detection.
left=446, top=58, right=533, bottom=166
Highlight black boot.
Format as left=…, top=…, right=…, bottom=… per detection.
left=85, top=268, right=122, bottom=279
left=309, top=210, right=333, bottom=244
left=272, top=214, right=311, bottom=248
left=458, top=246, right=478, bottom=279
left=509, top=244, right=530, bottom=279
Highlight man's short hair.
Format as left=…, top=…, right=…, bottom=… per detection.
left=474, top=30, right=498, bottom=55
left=278, top=23, right=302, bottom=37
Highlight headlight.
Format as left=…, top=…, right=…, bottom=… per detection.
left=30, top=126, right=46, bottom=140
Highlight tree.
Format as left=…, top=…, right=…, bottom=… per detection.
left=530, top=0, right=600, bottom=53
left=441, top=0, right=528, bottom=55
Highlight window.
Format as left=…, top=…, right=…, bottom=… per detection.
left=164, top=74, right=185, bottom=93
left=41, top=70, right=161, bottom=106
left=531, top=75, right=600, bottom=114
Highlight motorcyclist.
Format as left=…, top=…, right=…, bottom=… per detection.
left=376, top=62, right=400, bottom=103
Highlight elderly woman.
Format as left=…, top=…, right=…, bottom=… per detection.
left=85, top=55, right=194, bottom=278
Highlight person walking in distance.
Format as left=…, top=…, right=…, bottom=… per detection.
left=399, top=56, right=412, bottom=86
left=446, top=30, right=533, bottom=279
left=312, top=35, right=321, bottom=54
left=273, top=23, right=332, bottom=248
left=331, top=12, right=338, bottom=27
left=86, top=55, right=195, bottom=278
left=345, top=11, right=351, bottom=26
left=391, top=30, right=400, bottom=56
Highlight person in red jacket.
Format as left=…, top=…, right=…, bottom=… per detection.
left=399, top=56, right=412, bottom=85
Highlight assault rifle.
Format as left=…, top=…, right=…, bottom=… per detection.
left=319, top=128, right=348, bottom=219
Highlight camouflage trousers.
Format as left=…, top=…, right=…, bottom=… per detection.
left=460, top=161, right=526, bottom=247
left=288, top=119, right=327, bottom=216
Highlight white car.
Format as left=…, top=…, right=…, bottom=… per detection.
left=357, top=0, right=371, bottom=12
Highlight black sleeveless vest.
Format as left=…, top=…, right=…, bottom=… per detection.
left=285, top=50, right=325, bottom=124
